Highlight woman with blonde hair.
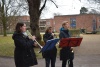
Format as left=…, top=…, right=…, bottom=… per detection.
left=59, top=21, right=74, bottom=67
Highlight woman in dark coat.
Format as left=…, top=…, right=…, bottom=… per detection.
left=59, top=21, right=74, bottom=67
left=43, top=27, right=57, bottom=67
left=12, top=22, right=38, bottom=67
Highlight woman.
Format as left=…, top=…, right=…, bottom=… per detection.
left=59, top=21, right=74, bottom=67
left=43, top=27, right=57, bottom=67
left=12, top=22, right=38, bottom=67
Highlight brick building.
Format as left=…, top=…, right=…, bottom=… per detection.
left=39, top=19, right=54, bottom=32
left=52, top=14, right=100, bottom=33
left=17, top=16, right=30, bottom=29
left=0, top=14, right=100, bottom=34
left=0, top=16, right=30, bottom=34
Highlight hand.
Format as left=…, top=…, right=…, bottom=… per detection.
left=33, top=42, right=38, bottom=46
left=31, top=35, right=36, bottom=40
left=51, top=33, right=55, bottom=36
left=52, top=33, right=56, bottom=38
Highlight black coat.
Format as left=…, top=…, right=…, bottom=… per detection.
left=12, top=32, right=38, bottom=67
left=42, top=33, right=57, bottom=58
left=59, top=29, right=74, bottom=60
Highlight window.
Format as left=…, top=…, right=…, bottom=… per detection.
left=93, top=19, right=96, bottom=23
left=70, top=18, right=76, bottom=29
left=39, top=21, right=46, bottom=26
left=99, top=20, right=100, bottom=22
left=47, top=22, right=50, bottom=25
left=92, top=19, right=97, bottom=30
left=40, top=27, right=45, bottom=32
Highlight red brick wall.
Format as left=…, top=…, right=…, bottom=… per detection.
left=97, top=16, right=100, bottom=29
left=41, top=19, right=54, bottom=31
left=76, top=14, right=95, bottom=31
left=54, top=15, right=82, bottom=32
left=54, top=14, right=100, bottom=32
left=13, top=14, right=100, bottom=33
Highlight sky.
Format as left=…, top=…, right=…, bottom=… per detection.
left=40, top=0, right=84, bottom=19
left=22, top=0, right=92, bottom=19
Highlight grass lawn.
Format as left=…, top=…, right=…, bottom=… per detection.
left=0, top=35, right=43, bottom=58
left=0, top=35, right=14, bottom=57
left=0, top=31, right=81, bottom=58
left=0, top=35, right=60, bottom=58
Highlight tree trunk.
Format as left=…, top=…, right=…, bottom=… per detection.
left=2, top=10, right=7, bottom=36
left=1, top=0, right=7, bottom=36
left=27, top=0, right=41, bottom=42
left=2, top=17, right=7, bottom=36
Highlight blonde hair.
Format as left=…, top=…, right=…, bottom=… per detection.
left=62, top=21, right=68, bottom=27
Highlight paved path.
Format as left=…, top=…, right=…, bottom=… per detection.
left=0, top=34, right=100, bottom=67
left=0, top=55, right=100, bottom=67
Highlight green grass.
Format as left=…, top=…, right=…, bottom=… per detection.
left=34, top=48, right=43, bottom=59
left=0, top=30, right=82, bottom=58
left=0, top=35, right=43, bottom=58
left=0, top=35, right=60, bottom=58
left=0, top=36, right=14, bottom=57
left=97, top=31, right=100, bottom=34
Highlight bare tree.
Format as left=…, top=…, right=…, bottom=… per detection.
left=83, top=0, right=100, bottom=13
left=87, top=0, right=100, bottom=3
left=0, top=0, right=7, bottom=36
left=53, top=12, right=61, bottom=16
left=0, top=0, right=27, bottom=36
left=26, top=0, right=57, bottom=41
left=88, top=9, right=100, bottom=14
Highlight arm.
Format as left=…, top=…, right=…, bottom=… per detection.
left=43, top=33, right=53, bottom=43
left=59, top=31, right=65, bottom=39
left=14, top=35, right=35, bottom=49
left=59, top=31, right=70, bottom=39
left=43, top=34, right=48, bottom=43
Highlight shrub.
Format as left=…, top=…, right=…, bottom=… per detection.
left=69, top=29, right=80, bottom=37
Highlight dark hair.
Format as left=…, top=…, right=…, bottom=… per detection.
left=15, top=22, right=25, bottom=33
left=45, top=27, right=52, bottom=33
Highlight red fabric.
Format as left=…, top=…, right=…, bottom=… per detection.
left=59, top=37, right=83, bottom=47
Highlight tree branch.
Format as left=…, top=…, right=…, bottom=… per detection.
left=50, top=0, right=58, bottom=8
left=39, top=0, right=47, bottom=16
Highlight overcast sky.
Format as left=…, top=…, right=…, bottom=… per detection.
left=40, top=0, right=84, bottom=19
left=23, top=0, right=91, bottom=19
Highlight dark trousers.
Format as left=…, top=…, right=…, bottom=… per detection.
left=16, top=66, right=29, bottom=67
left=16, top=66, right=30, bottom=67
left=16, top=65, right=30, bottom=67
left=62, top=60, right=73, bottom=67
left=45, top=57, right=56, bottom=67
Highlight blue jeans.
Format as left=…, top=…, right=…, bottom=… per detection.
left=45, top=57, right=56, bottom=67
